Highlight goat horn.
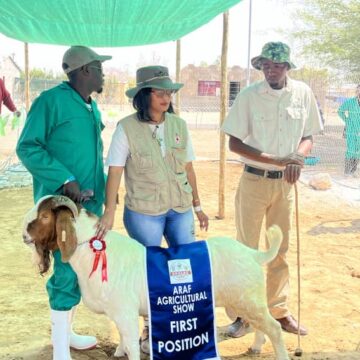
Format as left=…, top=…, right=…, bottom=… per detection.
left=62, top=230, right=66, bottom=242
left=51, top=195, right=79, bottom=218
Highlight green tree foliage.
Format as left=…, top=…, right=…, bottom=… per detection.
left=292, top=0, right=360, bottom=75
left=290, top=66, right=329, bottom=106
left=290, top=67, right=329, bottom=91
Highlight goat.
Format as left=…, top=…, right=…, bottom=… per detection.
left=22, top=195, right=290, bottom=360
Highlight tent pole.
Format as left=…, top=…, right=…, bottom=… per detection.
left=24, top=42, right=30, bottom=112
left=218, top=11, right=229, bottom=220
left=246, top=0, right=253, bottom=86
left=175, top=39, right=181, bottom=115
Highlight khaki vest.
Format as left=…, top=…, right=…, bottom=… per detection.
left=120, top=112, right=193, bottom=215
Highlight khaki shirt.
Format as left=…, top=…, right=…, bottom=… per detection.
left=222, top=77, right=323, bottom=170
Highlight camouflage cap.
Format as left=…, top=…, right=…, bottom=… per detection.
left=251, top=42, right=296, bottom=70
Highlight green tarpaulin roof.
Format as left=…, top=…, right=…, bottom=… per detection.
left=0, top=0, right=241, bottom=47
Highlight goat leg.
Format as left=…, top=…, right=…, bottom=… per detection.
left=113, top=312, right=141, bottom=360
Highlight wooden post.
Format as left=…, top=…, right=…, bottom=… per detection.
left=24, top=42, right=30, bottom=112
left=218, top=11, right=229, bottom=219
left=175, top=39, right=181, bottom=115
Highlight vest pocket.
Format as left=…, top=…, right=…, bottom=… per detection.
left=175, top=173, right=193, bottom=207
left=171, top=147, right=187, bottom=174
left=132, top=152, right=153, bottom=173
left=129, top=182, right=159, bottom=213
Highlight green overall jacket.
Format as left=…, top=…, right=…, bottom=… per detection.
left=16, top=81, right=105, bottom=216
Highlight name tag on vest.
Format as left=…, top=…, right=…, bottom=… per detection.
left=146, top=241, right=220, bottom=360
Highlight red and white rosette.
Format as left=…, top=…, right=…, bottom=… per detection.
left=89, top=237, right=108, bottom=282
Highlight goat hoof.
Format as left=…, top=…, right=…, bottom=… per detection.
left=245, top=347, right=261, bottom=356
left=114, top=345, right=125, bottom=357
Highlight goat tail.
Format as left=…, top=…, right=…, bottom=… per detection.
left=254, top=225, right=283, bottom=265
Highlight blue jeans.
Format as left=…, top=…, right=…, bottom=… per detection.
left=123, top=207, right=195, bottom=247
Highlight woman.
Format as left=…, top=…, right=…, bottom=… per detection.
left=338, top=84, right=360, bottom=177
left=96, top=65, right=208, bottom=353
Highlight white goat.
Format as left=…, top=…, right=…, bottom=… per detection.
left=22, top=195, right=290, bottom=360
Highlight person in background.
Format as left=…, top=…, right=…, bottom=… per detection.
left=337, top=84, right=360, bottom=177
left=221, top=42, right=323, bottom=338
left=0, top=77, right=21, bottom=117
left=16, top=46, right=111, bottom=360
left=96, top=65, right=209, bottom=354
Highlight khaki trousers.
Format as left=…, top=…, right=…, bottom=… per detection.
left=235, top=171, right=295, bottom=319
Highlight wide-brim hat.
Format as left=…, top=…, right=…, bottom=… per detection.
left=63, top=46, right=112, bottom=74
left=251, top=41, right=296, bottom=70
left=126, top=65, right=183, bottom=98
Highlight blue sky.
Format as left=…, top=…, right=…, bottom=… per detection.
left=0, top=0, right=296, bottom=75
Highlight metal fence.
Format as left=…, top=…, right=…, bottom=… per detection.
left=1, top=74, right=359, bottom=190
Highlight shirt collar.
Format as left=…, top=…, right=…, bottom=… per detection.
left=61, top=81, right=93, bottom=105
left=258, top=76, right=293, bottom=95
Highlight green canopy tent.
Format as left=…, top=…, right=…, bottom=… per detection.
left=0, top=0, right=240, bottom=46
left=0, top=0, right=240, bottom=218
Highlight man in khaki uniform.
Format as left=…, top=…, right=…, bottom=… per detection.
left=222, top=42, right=323, bottom=337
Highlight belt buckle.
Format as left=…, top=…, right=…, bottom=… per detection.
left=267, top=170, right=281, bottom=179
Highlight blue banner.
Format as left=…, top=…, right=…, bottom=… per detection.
left=146, top=241, right=220, bottom=360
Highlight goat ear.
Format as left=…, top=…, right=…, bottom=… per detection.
left=55, top=209, right=77, bottom=262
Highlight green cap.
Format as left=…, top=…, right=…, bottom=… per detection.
left=251, top=42, right=296, bottom=70
left=126, top=65, right=183, bottom=98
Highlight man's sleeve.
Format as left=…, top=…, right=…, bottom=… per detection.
left=221, top=91, right=250, bottom=141
left=16, top=96, right=73, bottom=192
left=1, top=83, right=17, bottom=112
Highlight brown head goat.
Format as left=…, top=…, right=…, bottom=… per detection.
left=22, top=195, right=290, bottom=360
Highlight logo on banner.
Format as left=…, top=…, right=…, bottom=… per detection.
left=168, top=259, right=193, bottom=284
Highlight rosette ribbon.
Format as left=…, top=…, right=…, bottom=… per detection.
left=89, top=237, right=108, bottom=282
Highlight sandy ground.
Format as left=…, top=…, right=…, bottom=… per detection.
left=1, top=129, right=360, bottom=360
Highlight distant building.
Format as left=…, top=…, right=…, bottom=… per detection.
left=179, top=64, right=261, bottom=111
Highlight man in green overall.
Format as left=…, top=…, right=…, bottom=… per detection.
left=16, top=46, right=111, bottom=360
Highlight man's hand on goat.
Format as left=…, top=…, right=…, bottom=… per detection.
left=95, top=209, right=115, bottom=239
left=63, top=181, right=82, bottom=203
left=195, top=210, right=209, bottom=231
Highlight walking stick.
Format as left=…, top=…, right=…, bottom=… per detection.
left=294, top=183, right=303, bottom=357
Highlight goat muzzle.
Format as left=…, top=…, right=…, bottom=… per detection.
left=23, top=234, right=33, bottom=245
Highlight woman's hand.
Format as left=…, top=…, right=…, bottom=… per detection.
left=95, top=209, right=115, bottom=239
left=195, top=210, right=209, bottom=231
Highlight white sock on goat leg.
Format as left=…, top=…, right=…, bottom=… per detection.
left=69, top=306, right=97, bottom=350
left=50, top=309, right=72, bottom=360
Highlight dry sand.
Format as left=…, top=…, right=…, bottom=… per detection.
left=1, top=129, right=360, bottom=360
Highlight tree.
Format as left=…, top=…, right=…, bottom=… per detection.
left=290, top=66, right=329, bottom=105
left=292, top=0, right=360, bottom=76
